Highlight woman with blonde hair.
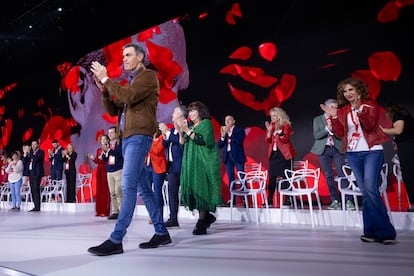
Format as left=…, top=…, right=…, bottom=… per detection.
left=265, top=107, right=296, bottom=206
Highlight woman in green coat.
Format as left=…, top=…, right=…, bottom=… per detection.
left=179, top=101, right=222, bottom=235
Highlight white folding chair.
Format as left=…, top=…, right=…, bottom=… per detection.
left=278, top=168, right=322, bottom=228
left=77, top=173, right=93, bottom=202
left=0, top=182, right=11, bottom=208
left=230, top=169, right=269, bottom=224
left=392, top=161, right=412, bottom=211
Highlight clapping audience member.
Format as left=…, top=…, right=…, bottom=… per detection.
left=179, top=101, right=222, bottom=235
left=88, top=135, right=111, bottom=217
left=48, top=140, right=64, bottom=181
left=217, top=115, right=246, bottom=206
left=5, top=151, right=24, bottom=211
left=145, top=127, right=167, bottom=223
left=22, top=140, right=45, bottom=212
left=159, top=105, right=187, bottom=228
left=328, top=77, right=396, bottom=244
left=102, top=126, right=124, bottom=220
left=311, top=99, right=355, bottom=210
left=265, top=107, right=296, bottom=207
left=63, top=143, right=77, bottom=203
left=381, top=103, right=414, bottom=212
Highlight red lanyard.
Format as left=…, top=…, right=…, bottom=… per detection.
left=350, top=109, right=359, bottom=131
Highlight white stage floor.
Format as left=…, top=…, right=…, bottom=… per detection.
left=1, top=203, right=413, bottom=276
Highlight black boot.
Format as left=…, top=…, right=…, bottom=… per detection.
left=192, top=219, right=207, bottom=235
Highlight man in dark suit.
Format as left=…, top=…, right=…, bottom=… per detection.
left=217, top=115, right=247, bottom=205
left=159, top=105, right=187, bottom=227
left=48, top=139, right=64, bottom=181
left=23, top=140, right=45, bottom=212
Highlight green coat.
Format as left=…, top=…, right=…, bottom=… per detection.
left=180, top=119, right=222, bottom=212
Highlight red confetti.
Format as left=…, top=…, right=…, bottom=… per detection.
left=368, top=51, right=401, bottom=81
left=258, top=42, right=277, bottom=61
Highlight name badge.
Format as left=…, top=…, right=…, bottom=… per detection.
left=348, top=132, right=360, bottom=151
left=108, top=155, right=115, bottom=165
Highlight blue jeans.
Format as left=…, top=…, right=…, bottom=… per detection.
left=146, top=165, right=166, bottom=217
left=346, top=150, right=396, bottom=239
left=110, top=135, right=168, bottom=243
left=10, top=179, right=22, bottom=207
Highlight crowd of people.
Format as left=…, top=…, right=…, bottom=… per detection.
left=2, top=42, right=413, bottom=254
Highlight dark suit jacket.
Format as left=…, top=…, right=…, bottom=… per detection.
left=162, top=128, right=183, bottom=174
left=24, top=148, right=45, bottom=177
left=49, top=146, right=64, bottom=171
left=217, top=126, right=247, bottom=164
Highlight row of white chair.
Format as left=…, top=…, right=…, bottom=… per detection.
left=229, top=161, right=397, bottom=229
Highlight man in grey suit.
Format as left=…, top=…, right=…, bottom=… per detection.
left=310, top=99, right=355, bottom=210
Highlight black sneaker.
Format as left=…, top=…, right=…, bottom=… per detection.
left=108, top=213, right=118, bottom=220
left=381, top=237, right=397, bottom=245
left=192, top=220, right=207, bottom=235
left=139, top=233, right=172, bottom=249
left=360, top=235, right=377, bottom=243
left=165, top=219, right=179, bottom=228
left=88, top=239, right=123, bottom=256
left=205, top=212, right=216, bottom=228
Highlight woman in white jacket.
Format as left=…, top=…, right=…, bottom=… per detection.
left=6, top=151, right=24, bottom=211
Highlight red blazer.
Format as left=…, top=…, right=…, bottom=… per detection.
left=148, top=136, right=167, bottom=174
left=265, top=122, right=296, bottom=160
left=331, top=99, right=389, bottom=152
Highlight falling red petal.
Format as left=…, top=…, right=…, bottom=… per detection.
left=159, top=87, right=177, bottom=104
left=377, top=1, right=400, bottom=23
left=0, top=106, right=4, bottom=115
left=64, top=66, right=81, bottom=94
left=368, top=51, right=401, bottom=81
left=22, top=128, right=33, bottom=143
left=95, top=129, right=105, bottom=142
left=228, top=83, right=264, bottom=111
left=225, top=11, right=236, bottom=25
left=320, top=63, right=337, bottom=69
left=107, top=61, right=123, bottom=78
left=1, top=119, right=12, bottom=147
left=235, top=65, right=278, bottom=88
left=327, top=49, right=351, bottom=55
left=275, top=73, right=297, bottom=102
left=351, top=70, right=381, bottom=99
left=103, top=37, right=133, bottom=66
left=199, top=12, right=208, bottom=20
left=219, top=64, right=239, bottom=76
left=258, top=42, right=277, bottom=61
left=102, top=113, right=118, bottom=124
left=18, top=108, right=24, bottom=118
left=396, top=0, right=414, bottom=6
left=231, top=3, right=242, bottom=17
left=229, top=46, right=252, bottom=60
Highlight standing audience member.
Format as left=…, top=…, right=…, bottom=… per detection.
left=179, top=101, right=222, bottom=235
left=311, top=99, right=355, bottom=210
left=22, top=140, right=45, bottom=212
left=102, top=126, right=124, bottom=220
left=265, top=107, right=296, bottom=207
left=0, top=151, right=9, bottom=184
left=381, top=103, right=414, bottom=212
left=48, top=140, right=64, bottom=181
left=88, top=43, right=170, bottom=256
left=327, top=77, right=396, bottom=244
left=159, top=105, right=187, bottom=228
left=5, top=151, right=24, bottom=211
left=217, top=115, right=247, bottom=205
left=63, top=143, right=78, bottom=203
left=145, top=127, right=167, bottom=223
left=88, top=135, right=111, bottom=217
left=21, top=144, right=30, bottom=194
